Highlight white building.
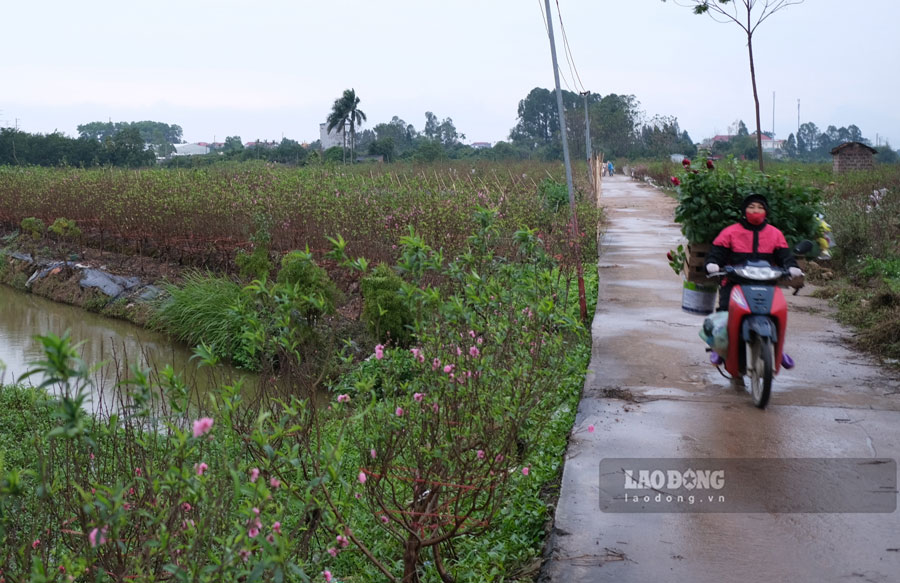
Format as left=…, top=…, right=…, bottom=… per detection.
left=172, top=143, right=210, bottom=156
left=319, top=123, right=344, bottom=150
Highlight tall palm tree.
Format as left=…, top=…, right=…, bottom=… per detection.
left=326, top=95, right=349, bottom=164
left=326, top=89, right=366, bottom=164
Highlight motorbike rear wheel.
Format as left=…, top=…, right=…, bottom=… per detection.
left=748, top=336, right=774, bottom=409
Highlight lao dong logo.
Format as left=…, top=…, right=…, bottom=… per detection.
left=624, top=468, right=725, bottom=491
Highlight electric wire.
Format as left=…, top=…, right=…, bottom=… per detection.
left=537, top=0, right=576, bottom=92
left=555, top=0, right=587, bottom=94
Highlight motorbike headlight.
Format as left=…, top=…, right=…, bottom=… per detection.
left=734, top=265, right=782, bottom=281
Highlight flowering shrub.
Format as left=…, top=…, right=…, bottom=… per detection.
left=0, top=332, right=336, bottom=581
left=321, top=209, right=590, bottom=581
left=0, top=211, right=595, bottom=582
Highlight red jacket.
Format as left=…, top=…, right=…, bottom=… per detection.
left=706, top=219, right=797, bottom=269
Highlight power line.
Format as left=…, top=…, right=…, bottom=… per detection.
left=556, top=0, right=586, bottom=94
left=538, top=0, right=576, bottom=92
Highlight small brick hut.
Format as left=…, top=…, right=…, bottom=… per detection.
left=830, top=141, right=877, bottom=173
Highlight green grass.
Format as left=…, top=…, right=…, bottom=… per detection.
left=151, top=270, right=248, bottom=365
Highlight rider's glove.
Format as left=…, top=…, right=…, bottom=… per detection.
left=789, top=267, right=804, bottom=279
left=706, top=263, right=720, bottom=275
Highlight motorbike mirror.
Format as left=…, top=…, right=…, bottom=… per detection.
left=793, top=240, right=814, bottom=256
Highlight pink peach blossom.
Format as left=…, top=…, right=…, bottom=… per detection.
left=192, top=417, right=214, bottom=438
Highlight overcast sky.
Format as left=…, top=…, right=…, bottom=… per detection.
left=3, top=0, right=898, bottom=149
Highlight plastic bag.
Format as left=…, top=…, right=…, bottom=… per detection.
left=699, top=311, right=728, bottom=356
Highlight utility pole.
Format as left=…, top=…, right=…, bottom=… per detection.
left=544, top=0, right=587, bottom=322
left=581, top=90, right=592, bottom=191
left=772, top=91, right=775, bottom=138
left=797, top=99, right=800, bottom=139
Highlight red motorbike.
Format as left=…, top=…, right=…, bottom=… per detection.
left=706, top=241, right=810, bottom=408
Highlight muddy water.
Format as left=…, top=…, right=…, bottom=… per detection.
left=0, top=285, right=248, bottom=412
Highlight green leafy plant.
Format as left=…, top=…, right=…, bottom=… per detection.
left=360, top=263, right=413, bottom=346
left=538, top=177, right=569, bottom=212
left=666, top=244, right=688, bottom=275
left=276, top=248, right=340, bottom=324
left=674, top=156, right=823, bottom=245
left=20, top=217, right=45, bottom=241
left=236, top=215, right=273, bottom=281
left=0, top=331, right=339, bottom=580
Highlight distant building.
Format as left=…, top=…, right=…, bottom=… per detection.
left=244, top=140, right=278, bottom=149
left=319, top=123, right=344, bottom=150
left=470, top=141, right=492, bottom=149
left=830, top=141, right=877, bottom=173
left=700, top=134, right=734, bottom=150
left=172, top=143, right=210, bottom=156
left=753, top=132, right=785, bottom=154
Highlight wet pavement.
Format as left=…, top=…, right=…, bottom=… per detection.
left=544, top=176, right=900, bottom=582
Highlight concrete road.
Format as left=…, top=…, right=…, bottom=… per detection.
left=543, top=175, right=900, bottom=583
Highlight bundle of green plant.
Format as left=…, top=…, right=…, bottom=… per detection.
left=0, top=332, right=341, bottom=580
left=673, top=156, right=823, bottom=246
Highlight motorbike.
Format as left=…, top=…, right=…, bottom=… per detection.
left=704, top=241, right=812, bottom=409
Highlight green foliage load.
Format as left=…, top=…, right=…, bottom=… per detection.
left=360, top=264, right=413, bottom=346
left=276, top=249, right=339, bottom=321
left=674, top=157, right=823, bottom=246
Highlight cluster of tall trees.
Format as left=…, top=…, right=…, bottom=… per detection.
left=507, top=87, right=696, bottom=161
left=783, top=123, right=866, bottom=161
left=77, top=121, right=183, bottom=156
left=0, top=127, right=155, bottom=167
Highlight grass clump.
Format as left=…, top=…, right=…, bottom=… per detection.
left=152, top=270, right=247, bottom=365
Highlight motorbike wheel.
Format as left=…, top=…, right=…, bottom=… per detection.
left=748, top=336, right=774, bottom=409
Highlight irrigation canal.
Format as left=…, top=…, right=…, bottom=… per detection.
left=0, top=284, right=246, bottom=412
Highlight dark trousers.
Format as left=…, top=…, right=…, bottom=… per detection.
left=717, top=282, right=733, bottom=312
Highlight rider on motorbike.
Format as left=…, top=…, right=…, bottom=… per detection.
left=705, top=193, right=803, bottom=312
left=704, top=193, right=804, bottom=379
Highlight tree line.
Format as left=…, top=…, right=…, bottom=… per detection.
left=707, top=120, right=898, bottom=164
left=4, top=88, right=897, bottom=168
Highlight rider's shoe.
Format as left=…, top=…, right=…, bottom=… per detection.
left=730, top=376, right=745, bottom=391
left=710, top=352, right=723, bottom=366
left=781, top=353, right=795, bottom=369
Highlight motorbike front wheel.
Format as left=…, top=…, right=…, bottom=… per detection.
left=748, top=336, right=774, bottom=409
